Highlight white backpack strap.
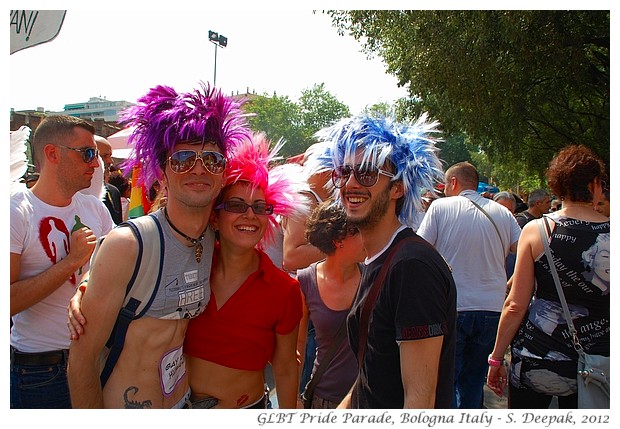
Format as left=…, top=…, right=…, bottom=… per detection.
left=100, top=214, right=164, bottom=387
left=121, top=214, right=165, bottom=317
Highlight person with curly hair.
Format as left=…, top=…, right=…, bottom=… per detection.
left=487, top=145, right=610, bottom=409
left=296, top=199, right=365, bottom=408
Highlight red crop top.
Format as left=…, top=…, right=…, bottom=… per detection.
left=184, top=249, right=302, bottom=371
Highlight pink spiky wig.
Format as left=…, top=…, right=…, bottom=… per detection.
left=219, top=132, right=311, bottom=248
left=120, top=82, right=250, bottom=188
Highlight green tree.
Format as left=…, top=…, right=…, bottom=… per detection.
left=328, top=10, right=610, bottom=176
left=244, top=93, right=306, bottom=158
left=362, top=101, right=394, bottom=117
left=436, top=133, right=473, bottom=170
left=298, top=83, right=351, bottom=142
left=244, top=84, right=351, bottom=158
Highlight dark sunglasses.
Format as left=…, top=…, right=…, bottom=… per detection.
left=167, top=150, right=226, bottom=175
left=332, top=164, right=395, bottom=188
left=55, top=145, right=98, bottom=163
left=215, top=200, right=274, bottom=215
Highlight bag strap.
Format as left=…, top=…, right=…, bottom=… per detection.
left=358, top=235, right=431, bottom=368
left=537, top=217, right=584, bottom=356
left=100, top=213, right=165, bottom=387
left=468, top=197, right=505, bottom=251
left=302, top=317, right=348, bottom=402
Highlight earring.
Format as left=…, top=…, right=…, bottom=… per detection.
left=340, top=243, right=344, bottom=248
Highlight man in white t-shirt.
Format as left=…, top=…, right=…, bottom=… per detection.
left=10, top=115, right=115, bottom=408
left=417, top=162, right=521, bottom=409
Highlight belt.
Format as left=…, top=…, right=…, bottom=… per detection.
left=10, top=346, right=69, bottom=366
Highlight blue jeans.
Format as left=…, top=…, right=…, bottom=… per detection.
left=453, top=311, right=500, bottom=409
left=10, top=351, right=71, bottom=408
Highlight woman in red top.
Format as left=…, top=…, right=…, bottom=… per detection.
left=183, top=133, right=309, bottom=409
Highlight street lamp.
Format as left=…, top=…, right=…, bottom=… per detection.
left=208, top=30, right=228, bottom=87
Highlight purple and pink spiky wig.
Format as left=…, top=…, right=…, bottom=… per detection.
left=120, top=82, right=250, bottom=188
left=309, top=113, right=445, bottom=226
left=220, top=132, right=311, bottom=248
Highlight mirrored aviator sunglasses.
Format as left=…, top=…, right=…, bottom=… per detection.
left=168, top=150, right=226, bottom=175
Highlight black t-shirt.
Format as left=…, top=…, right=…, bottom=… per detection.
left=515, top=210, right=536, bottom=228
left=103, top=183, right=123, bottom=225
left=347, top=228, right=457, bottom=408
left=510, top=215, right=610, bottom=393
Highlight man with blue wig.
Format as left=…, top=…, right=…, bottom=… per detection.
left=308, top=113, right=457, bottom=409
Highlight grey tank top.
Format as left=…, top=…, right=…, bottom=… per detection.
left=135, top=209, right=214, bottom=320
left=297, top=262, right=360, bottom=402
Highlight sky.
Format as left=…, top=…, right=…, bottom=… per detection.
left=9, top=8, right=410, bottom=116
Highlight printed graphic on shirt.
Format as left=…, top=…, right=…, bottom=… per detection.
left=580, top=233, right=610, bottom=295
left=39, top=216, right=75, bottom=285
left=156, top=271, right=207, bottom=320
left=400, top=321, right=447, bottom=340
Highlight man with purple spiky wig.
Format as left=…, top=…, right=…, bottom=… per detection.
left=310, top=113, right=457, bottom=409
left=68, top=82, right=249, bottom=408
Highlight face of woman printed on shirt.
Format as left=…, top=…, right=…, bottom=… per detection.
left=581, top=233, right=610, bottom=294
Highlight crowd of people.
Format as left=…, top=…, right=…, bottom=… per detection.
left=10, top=82, right=609, bottom=410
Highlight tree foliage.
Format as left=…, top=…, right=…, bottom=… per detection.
left=298, top=83, right=350, bottom=136
left=244, top=84, right=350, bottom=158
left=244, top=93, right=305, bottom=157
left=327, top=10, right=610, bottom=178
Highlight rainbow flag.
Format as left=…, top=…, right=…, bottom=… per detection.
left=128, top=165, right=152, bottom=218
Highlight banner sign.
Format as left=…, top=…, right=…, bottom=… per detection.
left=10, top=10, right=66, bottom=54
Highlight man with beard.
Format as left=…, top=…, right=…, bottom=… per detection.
left=309, top=114, right=457, bottom=409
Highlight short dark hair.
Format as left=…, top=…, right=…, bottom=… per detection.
left=304, top=200, right=357, bottom=255
left=446, top=162, right=479, bottom=189
left=32, top=115, right=95, bottom=162
left=546, top=145, right=607, bottom=202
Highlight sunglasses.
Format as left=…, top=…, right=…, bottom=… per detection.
left=167, top=150, right=226, bottom=175
left=215, top=200, right=274, bottom=215
left=332, top=164, right=395, bottom=188
left=55, top=145, right=98, bottom=163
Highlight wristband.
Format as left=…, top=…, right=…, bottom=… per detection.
left=487, top=354, right=504, bottom=367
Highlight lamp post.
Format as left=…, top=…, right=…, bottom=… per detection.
left=208, top=30, right=227, bottom=87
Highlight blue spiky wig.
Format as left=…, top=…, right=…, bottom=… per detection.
left=120, top=82, right=250, bottom=188
left=310, top=113, right=445, bottom=226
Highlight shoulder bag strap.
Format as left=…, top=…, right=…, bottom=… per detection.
left=537, top=217, right=584, bottom=355
left=100, top=214, right=164, bottom=387
left=302, top=317, right=348, bottom=402
left=468, top=198, right=505, bottom=251
left=357, top=235, right=432, bottom=368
